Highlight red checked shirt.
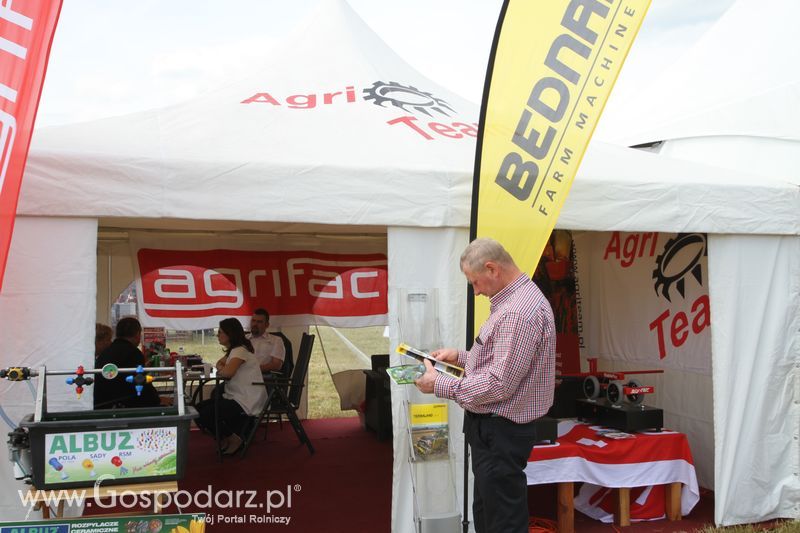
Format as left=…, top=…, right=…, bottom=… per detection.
left=434, top=274, right=556, bottom=423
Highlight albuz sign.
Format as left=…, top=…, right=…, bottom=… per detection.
left=135, top=249, right=388, bottom=329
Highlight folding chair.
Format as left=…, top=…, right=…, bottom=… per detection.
left=264, top=332, right=293, bottom=429
left=269, top=331, right=294, bottom=378
left=241, top=333, right=315, bottom=456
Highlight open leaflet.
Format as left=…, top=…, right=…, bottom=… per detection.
left=385, top=364, right=425, bottom=385
left=396, top=343, right=464, bottom=379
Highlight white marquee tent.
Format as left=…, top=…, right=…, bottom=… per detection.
left=0, top=0, right=796, bottom=528
left=605, top=0, right=800, bottom=525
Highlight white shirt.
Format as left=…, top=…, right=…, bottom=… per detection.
left=248, top=333, right=286, bottom=368
left=222, top=346, right=266, bottom=416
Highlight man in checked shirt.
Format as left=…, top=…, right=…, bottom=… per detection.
left=416, top=237, right=556, bottom=533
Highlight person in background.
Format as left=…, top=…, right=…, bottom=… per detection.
left=195, top=318, right=266, bottom=455
left=95, top=323, right=113, bottom=362
left=94, top=317, right=161, bottom=409
left=415, top=238, right=556, bottom=533
left=248, top=308, right=285, bottom=372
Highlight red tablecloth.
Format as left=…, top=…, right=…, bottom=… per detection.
left=526, top=420, right=699, bottom=523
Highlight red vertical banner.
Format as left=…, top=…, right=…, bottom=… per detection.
left=0, top=0, right=63, bottom=291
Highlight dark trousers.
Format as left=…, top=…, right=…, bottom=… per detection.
left=465, top=413, right=538, bottom=533
left=195, top=397, right=248, bottom=438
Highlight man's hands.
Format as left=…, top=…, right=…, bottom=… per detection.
left=430, top=348, right=459, bottom=365
left=414, top=348, right=458, bottom=394
left=415, top=360, right=437, bottom=393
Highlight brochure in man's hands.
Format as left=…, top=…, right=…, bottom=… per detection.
left=385, top=364, right=425, bottom=385
left=396, top=343, right=464, bottom=379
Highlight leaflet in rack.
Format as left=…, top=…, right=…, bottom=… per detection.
left=396, top=343, right=464, bottom=379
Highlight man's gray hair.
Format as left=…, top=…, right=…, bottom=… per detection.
left=460, top=238, right=516, bottom=272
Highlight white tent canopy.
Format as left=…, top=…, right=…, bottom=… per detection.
left=607, top=0, right=800, bottom=147
left=0, top=0, right=796, bottom=527
left=21, top=0, right=477, bottom=230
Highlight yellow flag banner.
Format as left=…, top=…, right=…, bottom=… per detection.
left=470, top=0, right=650, bottom=335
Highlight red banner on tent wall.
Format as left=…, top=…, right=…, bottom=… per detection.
left=135, top=248, right=388, bottom=329
left=0, top=0, right=62, bottom=291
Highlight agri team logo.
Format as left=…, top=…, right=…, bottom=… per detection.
left=362, top=81, right=454, bottom=117
left=652, top=233, right=707, bottom=302
left=240, top=80, right=456, bottom=116
left=239, top=80, right=474, bottom=141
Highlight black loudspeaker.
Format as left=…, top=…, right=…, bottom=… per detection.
left=547, top=377, right=583, bottom=418
left=363, top=354, right=392, bottom=440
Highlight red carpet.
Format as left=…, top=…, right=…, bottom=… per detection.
left=84, top=417, right=393, bottom=532
left=179, top=417, right=392, bottom=532
left=79, top=417, right=729, bottom=532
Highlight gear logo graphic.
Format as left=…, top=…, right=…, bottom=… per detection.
left=652, top=233, right=707, bottom=302
left=363, top=81, right=455, bottom=117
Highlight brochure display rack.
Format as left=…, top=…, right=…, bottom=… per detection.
left=395, top=288, right=462, bottom=533
left=402, top=386, right=461, bottom=533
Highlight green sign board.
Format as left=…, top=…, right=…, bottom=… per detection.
left=44, top=427, right=178, bottom=484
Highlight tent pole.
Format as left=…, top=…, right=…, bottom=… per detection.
left=462, top=437, right=470, bottom=533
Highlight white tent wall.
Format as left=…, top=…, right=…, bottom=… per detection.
left=388, top=226, right=469, bottom=533
left=572, top=230, right=716, bottom=489
left=600, top=3, right=800, bottom=518
left=629, top=136, right=799, bottom=525
left=708, top=234, right=800, bottom=526
left=0, top=216, right=97, bottom=519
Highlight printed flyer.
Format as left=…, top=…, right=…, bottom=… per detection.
left=409, top=403, right=449, bottom=461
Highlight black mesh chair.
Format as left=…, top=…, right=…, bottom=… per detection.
left=241, top=333, right=315, bottom=456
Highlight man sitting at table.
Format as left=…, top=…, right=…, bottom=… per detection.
left=94, top=317, right=161, bottom=409
left=247, top=308, right=285, bottom=373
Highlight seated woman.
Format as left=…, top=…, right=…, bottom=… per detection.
left=195, top=318, right=266, bottom=455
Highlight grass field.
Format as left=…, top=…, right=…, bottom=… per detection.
left=699, top=522, right=800, bottom=533
left=171, top=325, right=389, bottom=419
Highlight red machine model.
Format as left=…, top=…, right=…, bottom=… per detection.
left=563, top=358, right=663, bottom=407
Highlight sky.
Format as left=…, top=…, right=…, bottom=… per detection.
left=36, top=0, right=737, bottom=139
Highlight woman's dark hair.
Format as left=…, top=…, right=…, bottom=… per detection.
left=219, top=318, right=253, bottom=355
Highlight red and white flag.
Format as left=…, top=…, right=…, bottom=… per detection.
left=0, top=0, right=63, bottom=291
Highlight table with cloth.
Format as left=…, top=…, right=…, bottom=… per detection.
left=526, top=419, right=699, bottom=531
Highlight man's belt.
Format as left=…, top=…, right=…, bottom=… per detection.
left=466, top=411, right=499, bottom=419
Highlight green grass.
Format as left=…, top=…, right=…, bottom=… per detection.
left=307, top=325, right=389, bottom=419
left=697, top=521, right=800, bottom=533
left=170, top=326, right=389, bottom=419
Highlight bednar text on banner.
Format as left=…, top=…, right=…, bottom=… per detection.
left=470, top=0, right=650, bottom=333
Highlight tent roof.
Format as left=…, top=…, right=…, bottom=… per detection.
left=20, top=0, right=799, bottom=236
left=608, top=0, right=800, bottom=146
left=23, top=0, right=478, bottom=228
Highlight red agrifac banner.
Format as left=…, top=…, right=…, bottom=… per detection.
left=135, top=248, right=388, bottom=330
left=0, top=0, right=63, bottom=291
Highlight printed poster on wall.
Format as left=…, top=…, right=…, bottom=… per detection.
left=573, top=231, right=711, bottom=374
left=45, top=427, right=178, bottom=484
